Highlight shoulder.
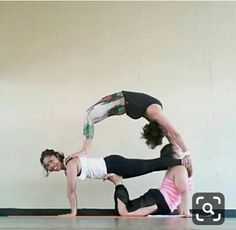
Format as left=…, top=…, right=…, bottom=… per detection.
left=146, top=104, right=162, bottom=113
left=66, top=155, right=80, bottom=164
left=145, top=104, right=163, bottom=118
left=166, top=165, right=185, bottom=178
left=66, top=157, right=80, bottom=172
left=67, top=157, right=78, bottom=165
left=171, top=165, right=188, bottom=175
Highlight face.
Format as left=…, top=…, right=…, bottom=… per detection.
left=43, top=155, right=62, bottom=172
left=172, top=145, right=185, bottom=159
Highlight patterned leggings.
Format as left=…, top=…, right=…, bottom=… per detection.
left=83, top=92, right=125, bottom=139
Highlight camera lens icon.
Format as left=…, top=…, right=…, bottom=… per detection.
left=192, top=192, right=225, bottom=225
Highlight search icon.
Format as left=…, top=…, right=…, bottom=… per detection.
left=202, top=203, right=215, bottom=215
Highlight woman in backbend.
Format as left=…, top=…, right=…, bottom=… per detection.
left=40, top=148, right=190, bottom=217
left=72, top=91, right=190, bottom=157
left=105, top=144, right=193, bottom=217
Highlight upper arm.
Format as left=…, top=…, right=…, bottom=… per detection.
left=146, top=104, right=188, bottom=151
left=174, top=166, right=189, bottom=193
left=146, top=104, right=179, bottom=137
left=66, top=160, right=79, bottom=193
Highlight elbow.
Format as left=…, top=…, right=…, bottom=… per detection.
left=67, top=189, right=76, bottom=196
left=179, top=185, right=188, bottom=194
left=170, top=131, right=181, bottom=140
left=180, top=189, right=188, bottom=195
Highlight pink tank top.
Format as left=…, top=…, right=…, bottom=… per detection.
left=159, top=175, right=193, bottom=212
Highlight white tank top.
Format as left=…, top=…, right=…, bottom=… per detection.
left=77, top=157, right=107, bottom=181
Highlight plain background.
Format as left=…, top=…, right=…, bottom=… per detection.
left=0, top=2, right=235, bottom=210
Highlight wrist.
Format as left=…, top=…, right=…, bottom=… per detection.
left=71, top=210, right=77, bottom=215
left=184, top=150, right=191, bottom=156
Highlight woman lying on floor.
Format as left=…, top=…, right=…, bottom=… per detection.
left=40, top=148, right=190, bottom=217
left=105, top=144, right=193, bottom=217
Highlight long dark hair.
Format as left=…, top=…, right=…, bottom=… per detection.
left=141, top=121, right=165, bottom=149
left=40, top=149, right=65, bottom=177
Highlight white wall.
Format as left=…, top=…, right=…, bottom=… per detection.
left=0, top=2, right=235, bottom=209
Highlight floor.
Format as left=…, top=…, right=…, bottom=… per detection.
left=0, top=216, right=235, bottom=230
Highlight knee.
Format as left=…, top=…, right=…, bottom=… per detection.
left=84, top=110, right=93, bottom=122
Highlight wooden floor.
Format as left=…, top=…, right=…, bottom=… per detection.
left=0, top=216, right=235, bottom=230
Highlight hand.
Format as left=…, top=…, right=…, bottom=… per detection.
left=58, top=213, right=77, bottom=217
left=103, top=173, right=116, bottom=181
left=181, top=211, right=192, bottom=218
left=181, top=155, right=191, bottom=168
left=178, top=207, right=192, bottom=218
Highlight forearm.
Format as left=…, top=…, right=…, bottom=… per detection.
left=179, top=191, right=189, bottom=214
left=167, top=133, right=188, bottom=152
left=67, top=191, right=78, bottom=215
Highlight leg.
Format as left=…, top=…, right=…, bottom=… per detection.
left=83, top=92, right=125, bottom=139
left=105, top=174, right=130, bottom=209
left=106, top=174, right=158, bottom=216
left=117, top=198, right=157, bottom=216
left=114, top=184, right=158, bottom=216
left=104, top=155, right=182, bottom=179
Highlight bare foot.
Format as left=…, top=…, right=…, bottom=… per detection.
left=104, top=173, right=123, bottom=186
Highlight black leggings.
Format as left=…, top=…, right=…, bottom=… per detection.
left=114, top=184, right=171, bottom=215
left=104, top=155, right=181, bottom=179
